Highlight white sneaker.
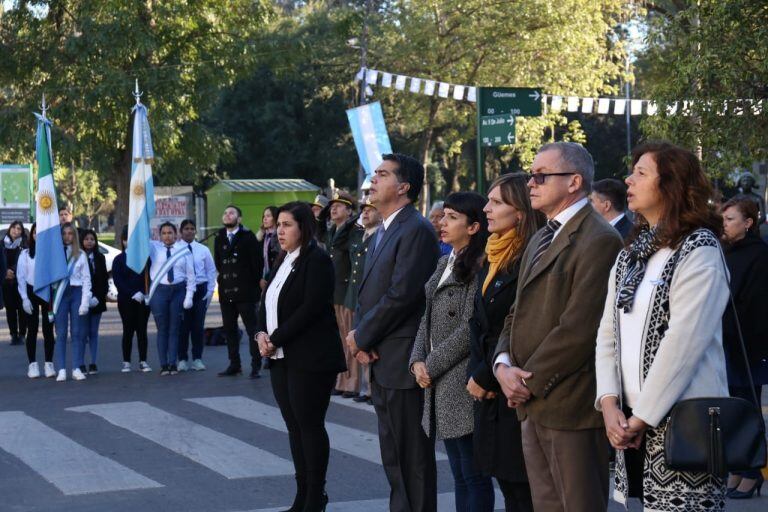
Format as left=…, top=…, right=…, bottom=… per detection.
left=56, top=369, right=67, bottom=382
left=44, top=362, right=56, bottom=378
left=72, top=368, right=87, bottom=381
left=177, top=360, right=189, bottom=372
left=191, top=359, right=206, bottom=371
left=27, top=362, right=40, bottom=379
left=121, top=362, right=132, bottom=373
left=139, top=361, right=152, bottom=373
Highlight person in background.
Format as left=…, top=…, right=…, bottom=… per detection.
left=311, top=194, right=330, bottom=248
left=345, top=197, right=381, bottom=404
left=596, top=142, right=730, bottom=511
left=149, top=222, right=195, bottom=376
left=429, top=201, right=452, bottom=256
left=257, top=206, right=280, bottom=290
left=54, top=223, right=92, bottom=382
left=468, top=173, right=541, bottom=512
left=3, top=220, right=27, bottom=345
left=256, top=201, right=346, bottom=512
left=112, top=226, right=152, bottom=373
left=591, top=178, right=632, bottom=240
left=720, top=195, right=768, bottom=499
left=326, top=191, right=363, bottom=398
left=17, top=223, right=56, bottom=378
left=80, top=229, right=108, bottom=375
left=410, top=191, right=493, bottom=512
left=214, top=205, right=264, bottom=378
left=177, top=219, right=216, bottom=372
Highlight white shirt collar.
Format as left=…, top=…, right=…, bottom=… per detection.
left=552, top=196, right=589, bottom=228
left=285, top=247, right=300, bottom=263
left=609, top=212, right=626, bottom=226
left=382, top=206, right=406, bottom=231
left=226, top=226, right=240, bottom=236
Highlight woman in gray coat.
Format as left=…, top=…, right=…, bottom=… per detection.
left=410, top=191, right=492, bottom=512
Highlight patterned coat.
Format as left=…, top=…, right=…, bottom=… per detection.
left=409, top=255, right=477, bottom=440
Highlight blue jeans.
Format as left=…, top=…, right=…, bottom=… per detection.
left=444, top=433, right=495, bottom=512
left=83, top=311, right=102, bottom=365
left=54, top=286, right=85, bottom=371
left=179, top=283, right=208, bottom=361
left=149, top=283, right=185, bottom=367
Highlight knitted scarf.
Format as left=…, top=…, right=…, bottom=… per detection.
left=483, top=228, right=523, bottom=294
left=616, top=226, right=660, bottom=312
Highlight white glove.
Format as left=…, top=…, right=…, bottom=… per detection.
left=89, top=297, right=99, bottom=308
left=22, top=298, right=33, bottom=315
left=131, top=292, right=144, bottom=303
left=183, top=297, right=193, bottom=310
left=78, top=303, right=89, bottom=316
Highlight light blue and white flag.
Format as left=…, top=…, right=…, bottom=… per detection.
left=33, top=112, right=68, bottom=303
left=126, top=103, right=156, bottom=274
left=346, top=101, right=393, bottom=189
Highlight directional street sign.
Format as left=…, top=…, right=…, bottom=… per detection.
left=479, top=113, right=516, bottom=147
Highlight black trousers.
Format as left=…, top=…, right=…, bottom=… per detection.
left=497, top=479, right=533, bottom=512
left=371, top=380, right=437, bottom=512
left=220, top=300, right=260, bottom=370
left=24, top=285, right=54, bottom=363
left=4, top=280, right=26, bottom=337
left=270, top=360, right=336, bottom=496
left=118, top=299, right=150, bottom=362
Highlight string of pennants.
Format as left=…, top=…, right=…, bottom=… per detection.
left=356, top=67, right=765, bottom=116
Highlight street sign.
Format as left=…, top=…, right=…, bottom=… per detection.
left=479, top=114, right=516, bottom=147
left=478, top=87, right=543, bottom=117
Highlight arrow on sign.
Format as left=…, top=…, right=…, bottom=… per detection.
left=528, top=91, right=541, bottom=101
left=507, top=115, right=514, bottom=126
left=507, top=132, right=515, bottom=143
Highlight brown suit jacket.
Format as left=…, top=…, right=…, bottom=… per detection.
left=494, top=202, right=623, bottom=430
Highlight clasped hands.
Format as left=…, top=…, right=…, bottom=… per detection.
left=345, top=330, right=379, bottom=365
left=496, top=365, right=534, bottom=408
left=600, top=396, right=648, bottom=450
left=256, top=332, right=277, bottom=357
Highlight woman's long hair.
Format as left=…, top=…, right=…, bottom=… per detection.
left=61, top=222, right=81, bottom=262
left=257, top=205, right=279, bottom=242
left=486, top=172, right=545, bottom=266
left=81, top=229, right=99, bottom=253
left=6, top=220, right=27, bottom=245
left=28, top=223, right=37, bottom=258
left=271, top=202, right=317, bottom=271
left=443, top=192, right=489, bottom=284
left=628, top=142, right=721, bottom=247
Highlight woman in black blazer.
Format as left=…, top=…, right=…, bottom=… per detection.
left=257, top=201, right=346, bottom=512
left=467, top=173, right=543, bottom=512
left=81, top=229, right=109, bottom=375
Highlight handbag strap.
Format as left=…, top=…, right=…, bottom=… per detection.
left=717, top=246, right=762, bottom=410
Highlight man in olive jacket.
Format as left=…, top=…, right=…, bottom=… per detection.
left=494, top=143, right=623, bottom=512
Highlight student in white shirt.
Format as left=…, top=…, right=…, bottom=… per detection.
left=148, top=222, right=195, bottom=376
left=54, top=223, right=92, bottom=382
left=17, top=223, right=56, bottom=379
left=80, top=229, right=109, bottom=376
left=177, top=219, right=216, bottom=371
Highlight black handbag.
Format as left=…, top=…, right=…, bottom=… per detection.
left=664, top=250, right=767, bottom=477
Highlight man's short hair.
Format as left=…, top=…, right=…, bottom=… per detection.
left=225, top=204, right=242, bottom=217
left=59, top=207, right=71, bottom=213
left=382, top=153, right=424, bottom=202
left=429, top=201, right=444, bottom=214
left=592, top=179, right=627, bottom=213
left=539, top=142, right=595, bottom=193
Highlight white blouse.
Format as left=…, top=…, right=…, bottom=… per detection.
left=618, top=247, right=673, bottom=407
left=16, top=250, right=34, bottom=299
left=67, top=248, right=91, bottom=291
left=265, top=248, right=300, bottom=359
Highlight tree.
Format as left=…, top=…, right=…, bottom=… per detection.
left=0, top=0, right=270, bottom=237
left=54, top=164, right=116, bottom=229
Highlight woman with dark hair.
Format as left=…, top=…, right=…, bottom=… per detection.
left=720, top=195, right=768, bottom=498
left=17, top=223, right=56, bottom=378
left=596, top=142, right=730, bottom=511
left=257, top=206, right=280, bottom=289
left=112, top=226, right=152, bottom=372
left=80, top=229, right=108, bottom=375
left=256, top=201, right=346, bottom=512
left=3, top=219, right=27, bottom=345
left=409, top=191, right=493, bottom=511
left=468, top=173, right=542, bottom=512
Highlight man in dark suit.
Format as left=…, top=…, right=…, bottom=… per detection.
left=346, top=153, right=440, bottom=512
left=213, top=205, right=264, bottom=378
left=591, top=178, right=632, bottom=240
left=494, top=143, right=623, bottom=512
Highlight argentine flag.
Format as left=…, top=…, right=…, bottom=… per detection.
left=126, top=103, right=156, bottom=273
left=33, top=113, right=68, bottom=302
left=346, top=101, right=393, bottom=189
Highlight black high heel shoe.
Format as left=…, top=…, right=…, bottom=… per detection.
left=302, top=492, right=328, bottom=512
left=729, top=474, right=764, bottom=499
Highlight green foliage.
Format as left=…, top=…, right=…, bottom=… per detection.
left=54, top=164, right=116, bottom=228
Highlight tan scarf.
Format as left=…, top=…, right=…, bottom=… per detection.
left=483, top=228, right=523, bottom=294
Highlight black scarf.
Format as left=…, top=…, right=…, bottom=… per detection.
left=616, top=226, right=660, bottom=312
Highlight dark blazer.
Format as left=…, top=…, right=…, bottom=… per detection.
left=86, top=250, right=108, bottom=314
left=613, top=214, right=632, bottom=240
left=354, top=203, right=440, bottom=389
left=257, top=242, right=346, bottom=374
left=257, top=230, right=280, bottom=281
left=326, top=216, right=362, bottom=306
left=468, top=261, right=527, bottom=481
left=112, top=252, right=146, bottom=302
left=344, top=227, right=374, bottom=310
left=214, top=225, right=263, bottom=303
left=494, top=203, right=623, bottom=430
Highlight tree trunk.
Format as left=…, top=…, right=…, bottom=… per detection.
left=418, top=98, right=440, bottom=214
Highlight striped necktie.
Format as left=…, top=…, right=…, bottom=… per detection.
left=530, top=219, right=562, bottom=270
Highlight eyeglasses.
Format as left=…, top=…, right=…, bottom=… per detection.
left=526, top=172, right=576, bottom=185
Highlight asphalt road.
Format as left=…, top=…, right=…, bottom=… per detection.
left=0, top=302, right=765, bottom=511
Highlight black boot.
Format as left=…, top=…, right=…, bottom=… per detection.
left=280, top=475, right=306, bottom=512
left=303, top=480, right=328, bottom=512
left=10, top=335, right=21, bottom=346
left=217, top=365, right=242, bottom=376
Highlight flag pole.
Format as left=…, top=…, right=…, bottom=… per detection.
left=41, top=94, right=54, bottom=317
left=133, top=80, right=150, bottom=296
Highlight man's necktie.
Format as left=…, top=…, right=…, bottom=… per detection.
left=530, top=219, right=562, bottom=269
left=166, top=247, right=174, bottom=283
left=372, top=225, right=385, bottom=254
left=227, top=232, right=234, bottom=245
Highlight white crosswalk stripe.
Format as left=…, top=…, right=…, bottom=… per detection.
left=0, top=411, right=162, bottom=495
left=67, top=401, right=294, bottom=479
